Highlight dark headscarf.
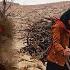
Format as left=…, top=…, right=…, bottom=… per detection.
left=60, top=9, right=70, bottom=30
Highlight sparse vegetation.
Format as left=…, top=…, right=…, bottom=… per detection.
left=0, top=1, right=69, bottom=70
left=0, top=0, right=15, bottom=70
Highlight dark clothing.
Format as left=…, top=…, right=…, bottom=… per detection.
left=0, top=64, right=7, bottom=70
left=47, top=61, right=68, bottom=70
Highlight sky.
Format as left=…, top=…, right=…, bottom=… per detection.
left=0, top=0, right=70, bottom=5
left=13, top=0, right=70, bottom=5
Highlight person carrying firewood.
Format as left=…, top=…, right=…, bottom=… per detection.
left=46, top=9, right=70, bottom=70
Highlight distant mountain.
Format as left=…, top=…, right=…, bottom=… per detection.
left=5, top=1, right=69, bottom=18
left=0, top=1, right=69, bottom=26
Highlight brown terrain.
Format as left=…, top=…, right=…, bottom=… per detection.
left=0, top=1, right=70, bottom=70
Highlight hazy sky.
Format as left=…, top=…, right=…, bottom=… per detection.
left=0, top=0, right=70, bottom=5
left=13, top=0, right=70, bottom=5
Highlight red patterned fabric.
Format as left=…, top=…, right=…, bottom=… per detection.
left=47, top=19, right=70, bottom=66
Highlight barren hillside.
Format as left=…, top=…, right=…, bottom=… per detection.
left=0, top=1, right=70, bottom=70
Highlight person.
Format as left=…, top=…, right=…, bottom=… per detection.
left=46, top=9, right=70, bottom=70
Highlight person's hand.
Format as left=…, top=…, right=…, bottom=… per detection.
left=64, top=47, right=70, bottom=57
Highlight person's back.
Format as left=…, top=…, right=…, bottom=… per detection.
left=46, top=9, right=70, bottom=70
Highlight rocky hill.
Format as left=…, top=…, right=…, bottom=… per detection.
left=0, top=1, right=70, bottom=70
left=8, top=1, right=70, bottom=48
